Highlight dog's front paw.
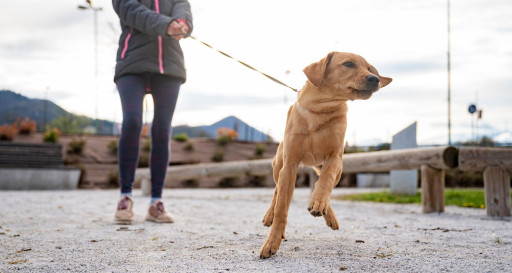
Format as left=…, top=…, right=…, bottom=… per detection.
left=259, top=232, right=283, bottom=259
left=262, top=208, right=274, bottom=227
left=307, top=192, right=331, bottom=217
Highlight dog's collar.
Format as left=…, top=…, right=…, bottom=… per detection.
left=295, top=101, right=340, bottom=115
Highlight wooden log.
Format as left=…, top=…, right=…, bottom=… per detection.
left=135, top=158, right=314, bottom=182
left=342, top=146, right=458, bottom=173
left=135, top=147, right=458, bottom=182
left=459, top=147, right=512, bottom=173
left=137, top=159, right=269, bottom=181
left=421, top=165, right=445, bottom=213
left=483, top=166, right=511, bottom=217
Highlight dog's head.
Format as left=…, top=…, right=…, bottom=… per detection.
left=303, top=52, right=392, bottom=100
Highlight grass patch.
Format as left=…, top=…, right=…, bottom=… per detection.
left=335, top=188, right=511, bottom=209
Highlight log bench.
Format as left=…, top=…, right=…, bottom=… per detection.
left=459, top=147, right=512, bottom=217
left=0, top=142, right=81, bottom=190
left=340, top=146, right=459, bottom=214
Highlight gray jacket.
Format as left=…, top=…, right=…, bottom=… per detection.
left=113, top=0, right=193, bottom=83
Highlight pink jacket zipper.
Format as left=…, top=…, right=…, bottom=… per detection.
left=155, top=0, right=164, bottom=74
left=121, top=29, right=133, bottom=59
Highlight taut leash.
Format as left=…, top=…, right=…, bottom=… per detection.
left=177, top=34, right=299, bottom=93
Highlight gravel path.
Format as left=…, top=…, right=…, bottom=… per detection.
left=1, top=188, right=511, bottom=272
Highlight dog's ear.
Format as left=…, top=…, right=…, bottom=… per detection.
left=303, top=52, right=335, bottom=87
left=369, top=64, right=392, bottom=88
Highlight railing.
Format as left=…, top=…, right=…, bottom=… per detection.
left=342, top=146, right=458, bottom=215
left=135, top=146, right=512, bottom=217
left=458, top=147, right=512, bottom=217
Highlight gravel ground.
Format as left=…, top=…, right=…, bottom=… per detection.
left=1, top=188, right=511, bottom=272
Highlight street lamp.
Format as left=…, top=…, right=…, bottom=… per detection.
left=447, top=0, right=452, bottom=145
left=78, top=0, right=103, bottom=134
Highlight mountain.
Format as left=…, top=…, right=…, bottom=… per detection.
left=0, top=90, right=67, bottom=130
left=171, top=116, right=271, bottom=142
left=0, top=90, right=116, bottom=134
left=198, top=116, right=271, bottom=142
left=1, top=90, right=271, bottom=141
left=172, top=116, right=271, bottom=142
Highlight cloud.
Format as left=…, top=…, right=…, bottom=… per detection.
left=1, top=0, right=511, bottom=144
left=384, top=58, right=445, bottom=75
left=177, top=91, right=282, bottom=111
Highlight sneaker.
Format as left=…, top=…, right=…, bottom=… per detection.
left=114, top=196, right=134, bottom=223
left=145, top=200, right=174, bottom=223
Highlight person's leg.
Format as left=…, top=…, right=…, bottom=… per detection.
left=116, top=74, right=147, bottom=196
left=148, top=74, right=181, bottom=201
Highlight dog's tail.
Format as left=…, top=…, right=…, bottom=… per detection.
left=313, top=165, right=322, bottom=176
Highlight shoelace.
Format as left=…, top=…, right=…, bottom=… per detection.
left=117, top=197, right=130, bottom=210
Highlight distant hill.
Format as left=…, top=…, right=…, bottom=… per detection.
left=0, top=90, right=116, bottom=134
left=172, top=125, right=212, bottom=138
left=0, top=90, right=67, bottom=130
left=198, top=116, right=270, bottom=142
left=173, top=116, right=270, bottom=142
left=1, top=90, right=271, bottom=141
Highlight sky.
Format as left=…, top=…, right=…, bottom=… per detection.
left=1, top=0, right=511, bottom=145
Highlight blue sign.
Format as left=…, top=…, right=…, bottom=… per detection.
left=468, top=104, right=477, bottom=114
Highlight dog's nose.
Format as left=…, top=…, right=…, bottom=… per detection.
left=366, top=75, right=380, bottom=85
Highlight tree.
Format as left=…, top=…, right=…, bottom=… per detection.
left=51, top=115, right=87, bottom=133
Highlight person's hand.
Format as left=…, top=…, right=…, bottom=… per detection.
left=167, top=20, right=189, bottom=40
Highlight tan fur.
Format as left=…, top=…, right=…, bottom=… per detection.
left=260, top=52, right=392, bottom=258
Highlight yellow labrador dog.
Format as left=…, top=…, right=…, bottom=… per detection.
left=260, top=52, right=392, bottom=258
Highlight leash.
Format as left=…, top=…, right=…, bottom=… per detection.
left=175, top=34, right=299, bottom=93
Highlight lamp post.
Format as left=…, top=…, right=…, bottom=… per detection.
left=78, top=0, right=102, bottom=134
left=447, top=0, right=452, bottom=145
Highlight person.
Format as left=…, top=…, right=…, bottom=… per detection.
left=112, top=0, right=193, bottom=223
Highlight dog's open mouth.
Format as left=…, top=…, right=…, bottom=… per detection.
left=349, top=87, right=375, bottom=94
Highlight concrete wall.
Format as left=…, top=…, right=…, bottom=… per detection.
left=0, top=168, right=81, bottom=190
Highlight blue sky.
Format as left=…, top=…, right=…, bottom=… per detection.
left=1, top=0, right=511, bottom=144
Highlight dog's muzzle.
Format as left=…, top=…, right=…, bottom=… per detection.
left=365, top=75, right=380, bottom=90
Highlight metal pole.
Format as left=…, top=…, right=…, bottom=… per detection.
left=447, top=0, right=452, bottom=145
left=93, top=7, right=99, bottom=134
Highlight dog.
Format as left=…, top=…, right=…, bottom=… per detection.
left=259, top=52, right=392, bottom=258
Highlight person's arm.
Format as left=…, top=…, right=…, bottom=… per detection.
left=171, top=0, right=193, bottom=35
left=112, top=0, right=172, bottom=37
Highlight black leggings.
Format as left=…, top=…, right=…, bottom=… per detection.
left=116, top=73, right=180, bottom=198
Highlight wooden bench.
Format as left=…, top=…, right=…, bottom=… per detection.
left=0, top=142, right=63, bottom=168
left=459, top=147, right=512, bottom=217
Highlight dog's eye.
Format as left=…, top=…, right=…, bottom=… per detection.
left=343, top=62, right=355, bottom=68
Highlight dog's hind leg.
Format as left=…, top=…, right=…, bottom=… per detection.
left=260, top=160, right=299, bottom=258
left=262, top=188, right=277, bottom=227
left=262, top=145, right=283, bottom=227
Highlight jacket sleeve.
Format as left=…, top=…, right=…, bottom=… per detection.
left=171, top=0, right=193, bottom=35
left=112, top=0, right=172, bottom=36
